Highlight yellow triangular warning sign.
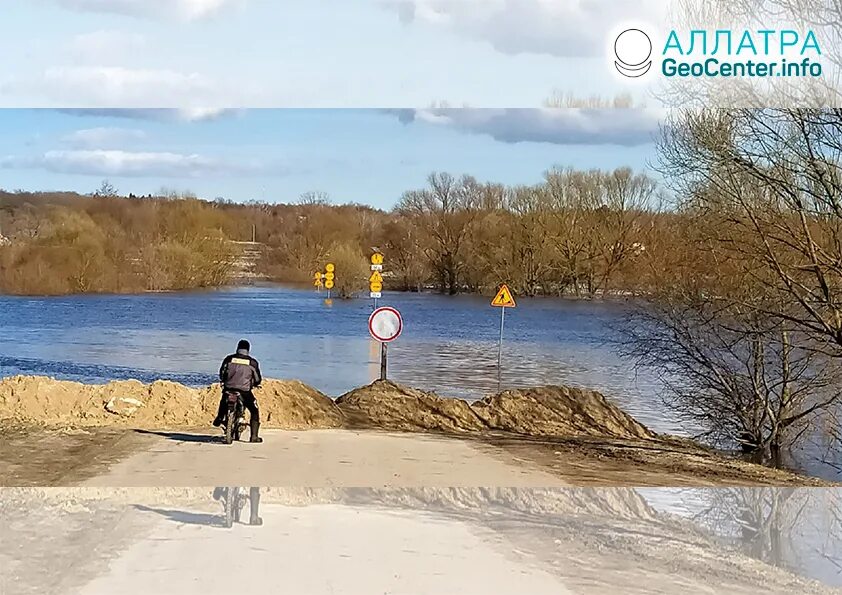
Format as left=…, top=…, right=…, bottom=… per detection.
left=369, top=271, right=383, bottom=283
left=491, top=284, right=516, bottom=308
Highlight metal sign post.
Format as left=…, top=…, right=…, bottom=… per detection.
left=380, top=343, right=388, bottom=381
left=490, top=284, right=516, bottom=392
left=370, top=252, right=384, bottom=308
left=324, top=263, right=335, bottom=301
left=368, top=306, right=403, bottom=382
left=497, top=306, right=505, bottom=391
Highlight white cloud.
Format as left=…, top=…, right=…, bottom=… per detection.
left=29, top=67, right=213, bottom=106
left=62, top=127, right=148, bottom=148
left=56, top=108, right=241, bottom=122
left=1, top=150, right=260, bottom=178
left=49, top=0, right=241, bottom=20
left=391, top=108, right=662, bottom=146
left=387, top=0, right=665, bottom=57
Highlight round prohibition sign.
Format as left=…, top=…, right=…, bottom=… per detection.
left=368, top=307, right=403, bottom=343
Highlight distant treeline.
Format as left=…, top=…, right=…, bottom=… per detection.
left=0, top=167, right=672, bottom=297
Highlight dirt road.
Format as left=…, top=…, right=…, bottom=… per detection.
left=83, top=429, right=567, bottom=487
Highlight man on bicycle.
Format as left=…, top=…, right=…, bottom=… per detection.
left=213, top=339, right=263, bottom=443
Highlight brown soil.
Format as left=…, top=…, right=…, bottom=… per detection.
left=479, top=434, right=832, bottom=486
left=337, top=381, right=654, bottom=440
left=0, top=376, right=834, bottom=486
left=336, top=381, right=487, bottom=433
left=0, top=420, right=152, bottom=486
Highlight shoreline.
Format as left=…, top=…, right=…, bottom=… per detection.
left=0, top=281, right=644, bottom=301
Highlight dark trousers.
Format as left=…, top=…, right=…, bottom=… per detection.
left=216, top=390, right=260, bottom=427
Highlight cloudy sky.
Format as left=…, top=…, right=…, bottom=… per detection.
left=0, top=1, right=670, bottom=207
left=0, top=108, right=661, bottom=207
left=0, top=0, right=667, bottom=107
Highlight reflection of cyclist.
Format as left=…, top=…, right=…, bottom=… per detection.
left=248, top=487, right=263, bottom=525
left=213, top=339, right=263, bottom=443
left=212, top=487, right=263, bottom=526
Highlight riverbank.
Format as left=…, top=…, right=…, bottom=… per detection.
left=0, top=375, right=831, bottom=486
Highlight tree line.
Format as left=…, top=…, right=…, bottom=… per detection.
left=0, top=167, right=669, bottom=298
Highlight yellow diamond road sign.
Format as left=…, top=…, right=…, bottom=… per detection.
left=491, top=284, right=516, bottom=308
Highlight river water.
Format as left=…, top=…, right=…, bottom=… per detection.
left=0, top=285, right=839, bottom=480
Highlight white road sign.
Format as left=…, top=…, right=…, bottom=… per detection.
left=368, top=307, right=402, bottom=343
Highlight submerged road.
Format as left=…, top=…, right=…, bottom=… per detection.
left=83, top=429, right=568, bottom=487
left=77, top=502, right=574, bottom=595
left=4, top=430, right=834, bottom=594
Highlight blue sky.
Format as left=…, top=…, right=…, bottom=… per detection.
left=0, top=108, right=660, bottom=208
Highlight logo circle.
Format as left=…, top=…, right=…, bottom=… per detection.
left=614, top=28, right=652, bottom=67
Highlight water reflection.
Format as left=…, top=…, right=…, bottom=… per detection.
left=132, top=488, right=264, bottom=528
left=1, top=487, right=836, bottom=594
left=639, top=487, right=842, bottom=587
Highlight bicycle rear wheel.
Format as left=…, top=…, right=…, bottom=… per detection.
left=224, top=405, right=235, bottom=445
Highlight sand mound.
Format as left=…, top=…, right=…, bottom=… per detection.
left=337, top=381, right=654, bottom=440
left=1, top=375, right=652, bottom=441
left=0, top=376, right=342, bottom=430
left=472, top=386, right=654, bottom=440
left=336, top=381, right=486, bottom=433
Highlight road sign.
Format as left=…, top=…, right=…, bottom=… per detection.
left=314, top=272, right=323, bottom=287
left=325, top=263, right=335, bottom=273
left=369, top=271, right=383, bottom=284
left=369, top=307, right=402, bottom=343
left=325, top=280, right=335, bottom=290
left=369, top=282, right=383, bottom=293
left=369, top=291, right=382, bottom=299
left=371, top=253, right=384, bottom=265
left=370, top=264, right=383, bottom=272
left=325, top=272, right=335, bottom=281
left=491, top=284, right=516, bottom=391
left=491, top=284, right=516, bottom=308
left=369, top=306, right=402, bottom=381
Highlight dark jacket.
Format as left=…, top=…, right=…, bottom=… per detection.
left=219, top=348, right=262, bottom=392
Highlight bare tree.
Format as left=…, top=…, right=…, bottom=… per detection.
left=660, top=109, right=842, bottom=356
left=621, top=281, right=842, bottom=457
left=93, top=180, right=118, bottom=198
left=297, top=191, right=332, bottom=207
left=397, top=172, right=480, bottom=294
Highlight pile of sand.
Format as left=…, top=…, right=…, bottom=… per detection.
left=336, top=381, right=486, bottom=433
left=0, top=376, right=342, bottom=430
left=0, top=375, right=653, bottom=441
left=337, top=381, right=654, bottom=441
left=472, top=386, right=654, bottom=440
